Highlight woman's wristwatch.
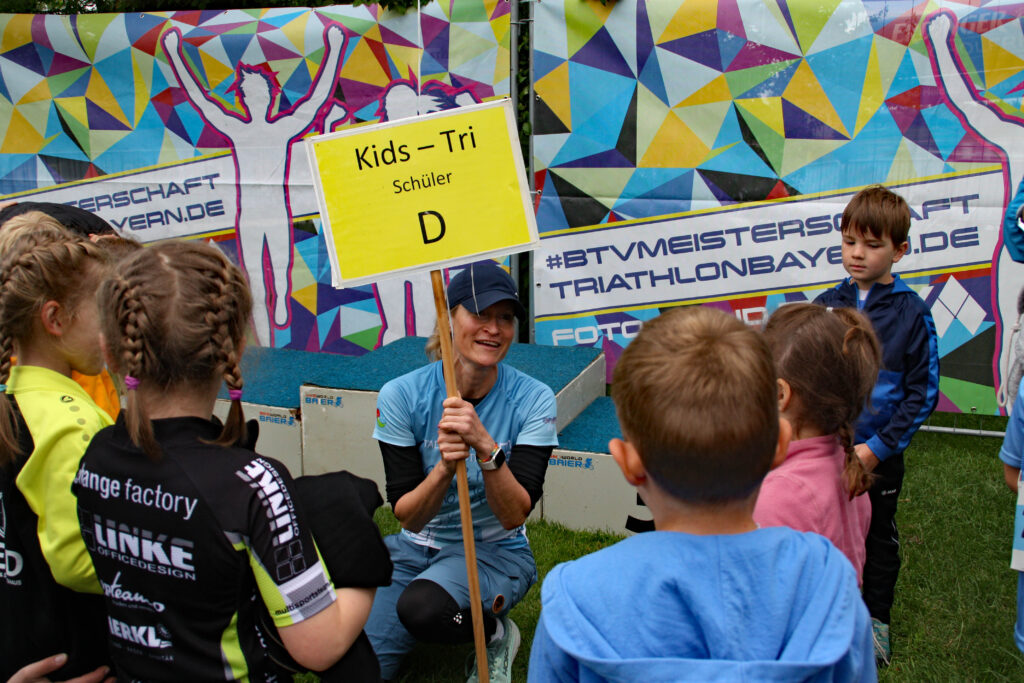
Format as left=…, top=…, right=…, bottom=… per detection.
left=477, top=443, right=506, bottom=471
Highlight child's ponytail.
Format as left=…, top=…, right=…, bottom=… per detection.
left=207, top=255, right=248, bottom=449
left=838, top=421, right=873, bottom=499
left=836, top=308, right=883, bottom=411
left=104, top=273, right=161, bottom=460
left=0, top=308, right=18, bottom=465
left=0, top=250, right=23, bottom=463
left=833, top=307, right=883, bottom=498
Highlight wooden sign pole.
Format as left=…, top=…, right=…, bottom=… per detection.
left=308, top=101, right=540, bottom=682
left=431, top=269, right=489, bottom=683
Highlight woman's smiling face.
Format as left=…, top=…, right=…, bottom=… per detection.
left=451, top=301, right=516, bottom=370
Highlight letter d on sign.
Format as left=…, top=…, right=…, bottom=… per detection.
left=419, top=211, right=446, bottom=244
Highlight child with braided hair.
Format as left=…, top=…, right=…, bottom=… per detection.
left=754, top=303, right=881, bottom=585
left=0, top=230, right=114, bottom=681
left=0, top=208, right=133, bottom=420
left=73, top=240, right=382, bottom=681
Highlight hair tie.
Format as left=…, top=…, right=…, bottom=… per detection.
left=124, top=375, right=140, bottom=391
left=0, top=384, right=7, bottom=392
left=229, top=389, right=243, bottom=401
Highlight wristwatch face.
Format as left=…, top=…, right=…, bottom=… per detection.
left=479, top=447, right=505, bottom=470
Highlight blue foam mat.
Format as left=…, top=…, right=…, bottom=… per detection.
left=220, top=337, right=602, bottom=408
left=557, top=397, right=621, bottom=455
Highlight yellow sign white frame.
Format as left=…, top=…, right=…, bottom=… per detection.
left=306, top=99, right=539, bottom=288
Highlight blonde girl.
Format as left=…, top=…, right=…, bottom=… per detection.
left=74, top=240, right=376, bottom=680
left=0, top=230, right=113, bottom=681
left=0, top=209, right=123, bottom=420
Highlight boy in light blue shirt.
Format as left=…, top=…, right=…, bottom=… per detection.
left=529, top=306, right=875, bottom=682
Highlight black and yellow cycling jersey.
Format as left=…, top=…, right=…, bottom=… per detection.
left=74, top=416, right=336, bottom=681
left=1, top=365, right=112, bottom=680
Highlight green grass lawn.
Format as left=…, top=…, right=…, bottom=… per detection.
left=372, top=415, right=1024, bottom=681
left=879, top=417, right=1024, bottom=681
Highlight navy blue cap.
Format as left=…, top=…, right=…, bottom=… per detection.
left=447, top=261, right=527, bottom=320
left=0, top=201, right=116, bottom=237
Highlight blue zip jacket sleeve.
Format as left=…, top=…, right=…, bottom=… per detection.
left=1004, top=175, right=1024, bottom=263
left=814, top=276, right=940, bottom=461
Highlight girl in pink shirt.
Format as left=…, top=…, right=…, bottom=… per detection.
left=754, top=303, right=880, bottom=584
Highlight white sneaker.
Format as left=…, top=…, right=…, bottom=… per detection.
left=466, top=616, right=521, bottom=683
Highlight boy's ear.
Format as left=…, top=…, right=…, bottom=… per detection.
left=609, top=437, right=647, bottom=487
left=891, top=240, right=909, bottom=263
left=39, top=300, right=65, bottom=337
left=773, top=417, right=792, bottom=469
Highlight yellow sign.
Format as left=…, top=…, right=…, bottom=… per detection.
left=307, top=99, right=539, bottom=287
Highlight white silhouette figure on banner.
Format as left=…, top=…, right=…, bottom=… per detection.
left=924, top=12, right=1024, bottom=408
left=162, top=25, right=346, bottom=345
left=371, top=80, right=479, bottom=345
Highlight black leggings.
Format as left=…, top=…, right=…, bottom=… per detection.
left=396, top=579, right=497, bottom=644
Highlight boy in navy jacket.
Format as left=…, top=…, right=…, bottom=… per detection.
left=815, top=185, right=940, bottom=665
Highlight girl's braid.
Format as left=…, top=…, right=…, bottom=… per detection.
left=207, top=258, right=242, bottom=393
left=0, top=253, right=23, bottom=382
left=118, top=277, right=148, bottom=380
left=204, top=251, right=247, bottom=448
left=836, top=311, right=880, bottom=498
left=113, top=271, right=161, bottom=460
left=0, top=249, right=34, bottom=462
left=837, top=420, right=872, bottom=499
